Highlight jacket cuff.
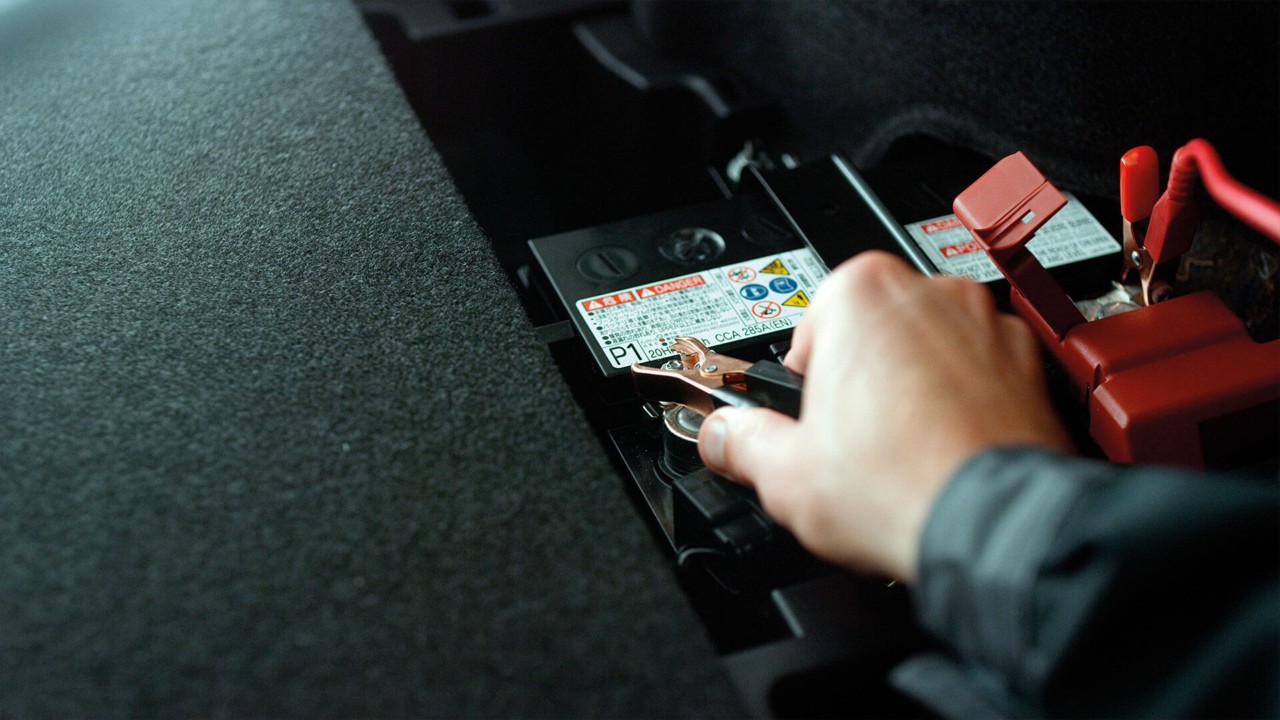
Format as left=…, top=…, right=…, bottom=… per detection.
left=911, top=446, right=1102, bottom=681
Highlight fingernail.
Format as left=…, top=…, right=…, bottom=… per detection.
left=699, top=412, right=729, bottom=469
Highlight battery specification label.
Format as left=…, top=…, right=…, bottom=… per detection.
left=904, top=192, right=1120, bottom=282
left=574, top=248, right=828, bottom=369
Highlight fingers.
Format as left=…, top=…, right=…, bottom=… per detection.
left=785, top=251, right=919, bottom=373
left=783, top=316, right=814, bottom=374
left=698, top=406, right=803, bottom=492
left=828, top=250, right=920, bottom=306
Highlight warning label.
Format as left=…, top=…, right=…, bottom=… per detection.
left=904, top=192, right=1120, bottom=282
left=580, top=276, right=704, bottom=311
left=574, top=248, right=828, bottom=369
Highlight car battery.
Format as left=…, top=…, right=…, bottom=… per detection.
left=526, top=155, right=946, bottom=383
left=528, top=193, right=831, bottom=379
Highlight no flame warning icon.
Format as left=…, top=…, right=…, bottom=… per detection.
left=752, top=300, right=781, bottom=319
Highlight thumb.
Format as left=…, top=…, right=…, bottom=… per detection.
left=698, top=406, right=802, bottom=490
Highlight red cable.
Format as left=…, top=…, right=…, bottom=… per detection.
left=1171, top=138, right=1280, bottom=245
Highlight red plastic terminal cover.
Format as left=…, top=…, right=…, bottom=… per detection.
left=953, top=151, right=1083, bottom=340
left=952, top=151, right=1067, bottom=253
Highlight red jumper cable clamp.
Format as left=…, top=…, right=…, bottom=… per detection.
left=953, top=142, right=1280, bottom=467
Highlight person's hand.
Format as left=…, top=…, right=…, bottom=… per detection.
left=697, top=251, right=1072, bottom=582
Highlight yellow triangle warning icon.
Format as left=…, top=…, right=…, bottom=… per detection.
left=782, top=290, right=810, bottom=308
left=759, top=259, right=789, bottom=275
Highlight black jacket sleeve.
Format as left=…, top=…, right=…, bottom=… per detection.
left=895, top=447, right=1279, bottom=719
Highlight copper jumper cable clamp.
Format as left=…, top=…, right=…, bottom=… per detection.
left=630, top=336, right=804, bottom=419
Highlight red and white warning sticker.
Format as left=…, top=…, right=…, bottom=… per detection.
left=904, top=192, right=1119, bottom=282
left=575, top=248, right=827, bottom=369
